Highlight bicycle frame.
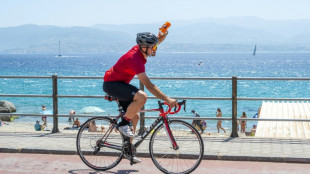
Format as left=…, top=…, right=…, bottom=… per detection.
left=100, top=95, right=186, bottom=152
left=134, top=112, right=178, bottom=150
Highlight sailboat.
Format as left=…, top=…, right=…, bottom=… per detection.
left=253, top=44, right=257, bottom=56
left=57, top=41, right=62, bottom=57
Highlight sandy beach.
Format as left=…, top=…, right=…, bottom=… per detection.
left=0, top=121, right=80, bottom=134
left=0, top=120, right=249, bottom=138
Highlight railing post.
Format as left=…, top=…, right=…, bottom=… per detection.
left=138, top=80, right=145, bottom=135
left=231, top=76, right=239, bottom=137
left=52, top=75, right=59, bottom=133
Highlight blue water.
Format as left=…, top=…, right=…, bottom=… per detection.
left=1, top=52, right=310, bottom=132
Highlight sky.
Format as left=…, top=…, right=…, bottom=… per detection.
left=1, top=0, right=310, bottom=27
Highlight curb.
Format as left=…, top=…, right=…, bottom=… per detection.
left=1, top=148, right=309, bottom=163
left=0, top=148, right=77, bottom=155
left=202, top=155, right=310, bottom=163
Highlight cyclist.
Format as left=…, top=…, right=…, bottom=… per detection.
left=103, top=31, right=178, bottom=163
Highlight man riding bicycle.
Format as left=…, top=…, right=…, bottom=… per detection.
left=103, top=31, right=178, bottom=163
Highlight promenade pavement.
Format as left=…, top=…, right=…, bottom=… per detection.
left=1, top=131, right=310, bottom=163
left=1, top=153, right=310, bottom=174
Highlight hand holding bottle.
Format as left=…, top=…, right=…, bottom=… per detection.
left=152, top=21, right=171, bottom=51
left=158, top=21, right=171, bottom=36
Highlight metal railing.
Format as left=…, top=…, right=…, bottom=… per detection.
left=0, top=75, right=310, bottom=137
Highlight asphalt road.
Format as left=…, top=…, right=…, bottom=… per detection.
left=0, top=153, right=309, bottom=174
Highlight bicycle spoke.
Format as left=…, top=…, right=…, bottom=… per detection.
left=149, top=120, right=204, bottom=174
left=77, top=117, right=124, bottom=171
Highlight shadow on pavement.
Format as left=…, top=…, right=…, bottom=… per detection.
left=68, top=169, right=140, bottom=174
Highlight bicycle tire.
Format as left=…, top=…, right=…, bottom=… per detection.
left=76, top=117, right=124, bottom=171
left=149, top=120, right=204, bottom=174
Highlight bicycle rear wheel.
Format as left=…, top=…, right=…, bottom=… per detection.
left=149, top=120, right=204, bottom=174
left=76, top=117, right=124, bottom=171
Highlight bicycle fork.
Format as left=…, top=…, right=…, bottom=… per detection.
left=163, top=118, right=179, bottom=150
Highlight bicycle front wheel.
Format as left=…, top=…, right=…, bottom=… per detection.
left=76, top=117, right=124, bottom=171
left=149, top=120, right=204, bottom=174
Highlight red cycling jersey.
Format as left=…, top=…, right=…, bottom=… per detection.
left=104, top=45, right=147, bottom=84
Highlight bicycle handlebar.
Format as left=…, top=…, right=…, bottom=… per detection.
left=158, top=100, right=186, bottom=115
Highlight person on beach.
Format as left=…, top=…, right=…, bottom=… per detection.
left=0, top=118, right=8, bottom=126
left=88, top=121, right=105, bottom=132
left=34, top=120, right=41, bottom=131
left=41, top=121, right=47, bottom=131
left=73, top=118, right=81, bottom=128
left=237, top=120, right=240, bottom=132
left=253, top=107, right=261, bottom=119
left=41, top=105, right=47, bottom=123
left=68, top=110, right=76, bottom=122
left=191, top=110, right=204, bottom=134
left=202, top=120, right=207, bottom=129
left=240, top=112, right=247, bottom=133
left=216, top=108, right=226, bottom=133
left=103, top=31, right=177, bottom=163
left=250, top=124, right=257, bottom=136
left=88, top=121, right=97, bottom=132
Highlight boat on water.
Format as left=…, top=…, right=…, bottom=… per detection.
left=253, top=44, right=257, bottom=56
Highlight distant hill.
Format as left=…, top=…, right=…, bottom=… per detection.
left=93, top=17, right=310, bottom=45
left=1, top=17, right=310, bottom=54
left=0, top=24, right=133, bottom=54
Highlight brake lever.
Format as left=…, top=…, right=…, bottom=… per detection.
left=158, top=100, right=164, bottom=110
left=182, top=100, right=186, bottom=112
left=177, top=100, right=186, bottom=112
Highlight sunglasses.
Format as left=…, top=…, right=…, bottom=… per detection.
left=152, top=45, right=158, bottom=51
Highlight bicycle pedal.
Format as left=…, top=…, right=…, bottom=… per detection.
left=93, top=146, right=100, bottom=155
left=130, top=158, right=139, bottom=165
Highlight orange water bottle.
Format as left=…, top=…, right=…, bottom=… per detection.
left=158, top=21, right=171, bottom=36
left=152, top=21, right=171, bottom=51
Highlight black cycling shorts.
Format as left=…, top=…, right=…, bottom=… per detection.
left=103, top=81, right=139, bottom=112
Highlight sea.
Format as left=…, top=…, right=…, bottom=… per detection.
left=1, top=52, right=310, bottom=132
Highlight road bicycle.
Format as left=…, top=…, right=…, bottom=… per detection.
left=76, top=95, right=204, bottom=174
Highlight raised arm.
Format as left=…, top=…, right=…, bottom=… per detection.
left=157, top=31, right=168, bottom=45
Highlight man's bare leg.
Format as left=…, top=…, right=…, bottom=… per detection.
left=117, top=90, right=147, bottom=138
left=131, top=113, right=140, bottom=133
left=125, top=90, right=147, bottom=119
left=118, top=91, right=146, bottom=163
left=126, top=91, right=146, bottom=142
left=129, top=113, right=140, bottom=143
